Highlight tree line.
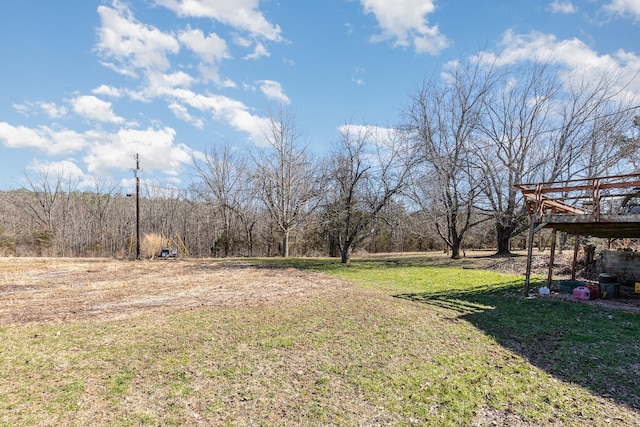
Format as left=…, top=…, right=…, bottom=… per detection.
left=2, top=56, right=638, bottom=261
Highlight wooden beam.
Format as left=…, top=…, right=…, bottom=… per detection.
left=515, top=172, right=640, bottom=189
left=547, top=228, right=557, bottom=288
left=524, top=219, right=536, bottom=295
left=522, top=193, right=587, bottom=215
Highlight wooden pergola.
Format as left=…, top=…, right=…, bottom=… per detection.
left=516, top=173, right=640, bottom=294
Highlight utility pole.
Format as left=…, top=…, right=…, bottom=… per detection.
left=135, top=153, right=141, bottom=260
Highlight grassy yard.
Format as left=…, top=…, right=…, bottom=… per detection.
left=0, top=254, right=639, bottom=426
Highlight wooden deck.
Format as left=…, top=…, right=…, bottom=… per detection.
left=516, top=173, right=640, bottom=238
left=539, top=214, right=640, bottom=237
left=516, top=173, right=640, bottom=293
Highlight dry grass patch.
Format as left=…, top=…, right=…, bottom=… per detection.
left=0, top=257, right=348, bottom=325
left=140, top=233, right=168, bottom=259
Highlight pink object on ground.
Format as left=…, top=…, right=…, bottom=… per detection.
left=572, top=286, right=591, bottom=300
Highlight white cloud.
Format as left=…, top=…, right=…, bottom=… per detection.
left=124, top=68, right=270, bottom=143
left=11, top=102, right=67, bottom=118
left=0, top=122, right=195, bottom=177
left=103, top=64, right=268, bottom=143
left=479, top=30, right=640, bottom=105
left=256, top=80, right=290, bottom=104
left=168, top=102, right=204, bottom=128
left=3, top=0, right=283, bottom=182
left=338, top=124, right=397, bottom=145
left=233, top=35, right=252, bottom=48
left=26, top=159, right=88, bottom=185
left=604, top=0, right=640, bottom=20
left=352, top=68, right=366, bottom=86
left=92, top=84, right=123, bottom=98
left=48, top=129, right=93, bottom=154
left=154, top=0, right=282, bottom=42
left=90, top=1, right=281, bottom=148
left=141, top=71, right=196, bottom=100
left=166, top=88, right=270, bottom=143
left=71, top=95, right=125, bottom=124
left=13, top=103, right=30, bottom=117
left=360, top=0, right=450, bottom=55
left=38, top=102, right=68, bottom=119
left=83, top=127, right=193, bottom=176
left=244, top=42, right=270, bottom=60
left=490, top=30, right=639, bottom=72
left=98, top=60, right=138, bottom=78
left=198, top=64, right=236, bottom=86
left=0, top=123, right=88, bottom=155
left=549, top=1, right=577, bottom=15
left=178, top=27, right=229, bottom=63
left=96, top=1, right=180, bottom=75
left=346, top=22, right=354, bottom=36
left=0, top=123, right=49, bottom=151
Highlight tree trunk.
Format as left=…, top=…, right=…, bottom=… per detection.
left=246, top=223, right=254, bottom=257
left=329, top=235, right=339, bottom=258
left=450, top=235, right=462, bottom=259
left=282, top=230, right=289, bottom=257
left=340, top=244, right=351, bottom=264
left=584, top=244, right=596, bottom=265
left=495, top=224, right=512, bottom=256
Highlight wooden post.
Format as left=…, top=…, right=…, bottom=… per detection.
left=592, top=178, right=601, bottom=221
left=547, top=228, right=557, bottom=288
left=524, top=218, right=536, bottom=295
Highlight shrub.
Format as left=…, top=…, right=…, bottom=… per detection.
left=141, top=233, right=167, bottom=259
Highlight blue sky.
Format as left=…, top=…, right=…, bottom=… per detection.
left=0, top=0, right=639, bottom=191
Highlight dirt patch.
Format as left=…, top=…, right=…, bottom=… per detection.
left=0, top=258, right=350, bottom=326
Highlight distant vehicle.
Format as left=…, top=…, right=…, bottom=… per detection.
left=159, top=247, right=177, bottom=258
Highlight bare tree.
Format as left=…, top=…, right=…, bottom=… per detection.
left=364, top=200, right=413, bottom=253
left=323, top=123, right=418, bottom=263
left=21, top=168, right=63, bottom=234
left=80, top=178, right=121, bottom=256
left=19, top=163, right=79, bottom=255
left=477, top=62, right=558, bottom=255
left=194, top=143, right=258, bottom=257
left=405, top=57, right=496, bottom=259
left=574, top=100, right=638, bottom=178
left=252, top=106, right=321, bottom=257
left=625, top=115, right=640, bottom=170
left=0, top=191, right=21, bottom=255
left=544, top=70, right=630, bottom=182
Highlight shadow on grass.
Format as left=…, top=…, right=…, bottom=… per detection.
left=395, top=282, right=523, bottom=314
left=394, top=281, right=640, bottom=413
left=249, top=252, right=529, bottom=273
left=252, top=255, right=639, bottom=411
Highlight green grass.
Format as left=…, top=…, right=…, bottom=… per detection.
left=256, top=255, right=640, bottom=424
left=1, top=255, right=639, bottom=426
